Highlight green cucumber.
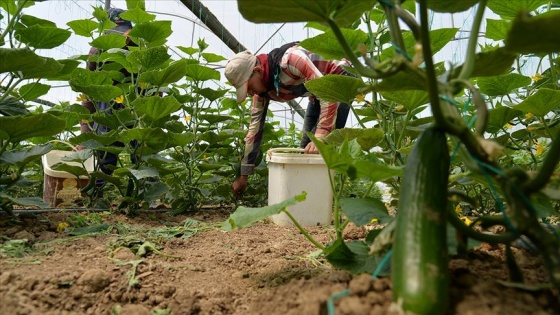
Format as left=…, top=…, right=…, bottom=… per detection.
left=392, top=126, right=450, bottom=315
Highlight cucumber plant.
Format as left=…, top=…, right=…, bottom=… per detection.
left=236, top=0, right=560, bottom=313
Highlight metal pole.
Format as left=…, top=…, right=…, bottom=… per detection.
left=104, top=0, right=111, bottom=11
left=179, top=0, right=247, bottom=53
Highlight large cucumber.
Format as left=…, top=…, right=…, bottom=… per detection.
left=392, top=126, right=450, bottom=315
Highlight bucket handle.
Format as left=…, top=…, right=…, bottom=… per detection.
left=266, top=147, right=306, bottom=159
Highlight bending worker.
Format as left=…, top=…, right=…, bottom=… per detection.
left=224, top=42, right=354, bottom=197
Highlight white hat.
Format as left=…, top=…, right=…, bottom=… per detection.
left=225, top=50, right=257, bottom=103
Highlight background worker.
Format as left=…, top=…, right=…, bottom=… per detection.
left=224, top=43, right=354, bottom=197
left=79, top=8, right=137, bottom=196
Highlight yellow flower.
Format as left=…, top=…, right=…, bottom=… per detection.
left=76, top=94, right=88, bottom=102
left=395, top=105, right=404, bottom=111
left=355, top=93, right=366, bottom=103
left=370, top=218, right=378, bottom=224
left=535, top=141, right=545, bottom=156
left=184, top=115, right=191, bottom=122
left=460, top=216, right=473, bottom=226
left=505, top=123, right=512, bottom=129
left=57, top=222, right=69, bottom=233
left=455, top=204, right=462, bottom=215
left=115, top=95, right=124, bottom=104
left=531, top=73, right=543, bottom=82
left=525, top=113, right=533, bottom=119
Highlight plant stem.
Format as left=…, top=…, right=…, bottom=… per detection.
left=418, top=0, right=445, bottom=128
left=457, top=0, right=487, bottom=81
left=282, top=209, right=325, bottom=250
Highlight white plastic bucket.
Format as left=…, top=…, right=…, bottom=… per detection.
left=266, top=148, right=333, bottom=226
left=42, top=150, right=95, bottom=207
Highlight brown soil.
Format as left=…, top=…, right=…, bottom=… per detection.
left=0, top=210, right=558, bottom=315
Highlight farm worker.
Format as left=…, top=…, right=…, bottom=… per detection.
left=78, top=8, right=137, bottom=196
left=224, top=42, right=354, bottom=197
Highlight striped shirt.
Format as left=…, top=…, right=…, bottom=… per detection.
left=240, top=45, right=352, bottom=176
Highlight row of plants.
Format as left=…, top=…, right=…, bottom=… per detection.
left=223, top=0, right=560, bottom=314
left=0, top=0, right=299, bottom=214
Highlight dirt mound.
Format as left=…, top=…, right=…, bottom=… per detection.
left=0, top=211, right=557, bottom=314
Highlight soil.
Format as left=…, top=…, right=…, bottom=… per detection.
left=0, top=209, right=558, bottom=315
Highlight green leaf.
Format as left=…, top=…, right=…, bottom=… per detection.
left=237, top=0, right=376, bottom=27
left=127, top=46, right=170, bottom=71
left=15, top=24, right=71, bottom=49
left=51, top=163, right=89, bottom=177
left=487, top=0, right=549, bottom=19
left=380, top=90, right=429, bottom=110
left=486, top=18, right=511, bottom=41
left=425, top=0, right=479, bottom=12
left=21, top=57, right=64, bottom=79
left=0, top=114, right=65, bottom=143
left=69, top=68, right=123, bottom=103
left=221, top=192, right=307, bottom=231
left=197, top=88, right=228, bottom=102
left=477, top=73, right=531, bottom=96
left=18, top=82, right=50, bottom=101
left=300, top=28, right=368, bottom=60
left=128, top=20, right=172, bottom=46
left=198, top=114, right=235, bottom=124
left=119, top=128, right=169, bottom=153
left=138, top=59, right=188, bottom=85
left=0, top=96, right=29, bottom=116
left=486, top=106, right=523, bottom=133
left=185, top=64, right=220, bottom=81
left=201, top=52, right=226, bottom=63
left=0, top=144, right=52, bottom=166
left=305, top=75, right=365, bottom=104
left=132, top=95, right=182, bottom=121
left=128, top=166, right=159, bottom=180
left=381, top=28, right=457, bottom=60
left=90, top=33, right=128, bottom=50
left=0, top=48, right=47, bottom=73
left=372, top=71, right=426, bottom=91
left=354, top=160, right=402, bottom=183
left=177, top=46, right=198, bottom=56
left=43, top=59, right=81, bottom=81
left=144, top=182, right=169, bottom=201
left=325, top=128, right=384, bottom=151
left=67, top=19, right=99, bottom=37
left=167, top=132, right=195, bottom=147
left=341, top=197, right=391, bottom=226
left=68, top=223, right=111, bottom=236
left=19, top=14, right=57, bottom=28
left=515, top=88, right=560, bottom=116
left=505, top=10, right=560, bottom=54
left=324, top=239, right=380, bottom=274
left=0, top=193, right=50, bottom=209
left=467, top=47, right=517, bottom=77
left=120, top=7, right=156, bottom=24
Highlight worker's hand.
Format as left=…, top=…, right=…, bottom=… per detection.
left=232, top=175, right=248, bottom=198
left=304, top=142, right=319, bottom=154
left=304, top=130, right=328, bottom=154
left=74, top=145, right=85, bottom=151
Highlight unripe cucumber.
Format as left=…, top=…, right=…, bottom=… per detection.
left=392, top=126, right=450, bottom=315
